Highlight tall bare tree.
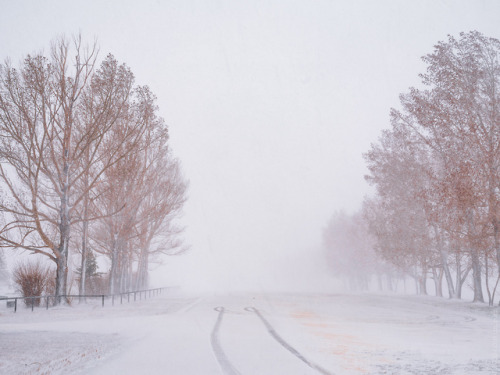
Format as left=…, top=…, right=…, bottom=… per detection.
left=393, top=31, right=500, bottom=302
left=0, top=37, right=144, bottom=302
left=364, top=31, right=500, bottom=303
left=134, top=153, right=187, bottom=290
left=91, top=86, right=187, bottom=294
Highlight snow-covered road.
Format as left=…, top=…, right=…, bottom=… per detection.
left=1, top=293, right=499, bottom=374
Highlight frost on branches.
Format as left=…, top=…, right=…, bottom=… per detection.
left=362, top=31, right=500, bottom=305
left=0, top=36, right=187, bottom=303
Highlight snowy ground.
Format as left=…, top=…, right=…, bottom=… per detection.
left=0, top=292, right=499, bottom=375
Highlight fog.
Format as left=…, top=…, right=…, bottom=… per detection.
left=1, top=0, right=499, bottom=294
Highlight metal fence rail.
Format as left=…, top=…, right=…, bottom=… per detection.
left=0, top=287, right=165, bottom=313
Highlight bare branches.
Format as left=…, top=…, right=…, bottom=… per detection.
left=0, top=35, right=188, bottom=300
left=0, top=35, right=185, bottom=300
left=364, top=31, right=500, bottom=302
left=86, top=86, right=187, bottom=292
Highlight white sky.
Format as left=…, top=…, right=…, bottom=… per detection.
left=1, top=0, right=500, bottom=292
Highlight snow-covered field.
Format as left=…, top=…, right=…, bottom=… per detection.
left=1, top=292, right=499, bottom=374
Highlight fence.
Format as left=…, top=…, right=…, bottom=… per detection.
left=0, top=287, right=165, bottom=313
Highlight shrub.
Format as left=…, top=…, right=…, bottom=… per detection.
left=12, top=260, right=53, bottom=307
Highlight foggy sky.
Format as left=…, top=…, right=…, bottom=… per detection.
left=1, top=0, right=499, bottom=292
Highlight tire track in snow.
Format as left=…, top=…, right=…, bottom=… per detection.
left=245, top=307, right=334, bottom=375
left=211, top=307, right=241, bottom=375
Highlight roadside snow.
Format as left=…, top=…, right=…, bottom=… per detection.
left=1, top=292, right=499, bottom=374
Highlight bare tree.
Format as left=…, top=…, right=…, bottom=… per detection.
left=0, top=37, right=144, bottom=303
left=90, top=86, right=187, bottom=294
left=74, top=53, right=141, bottom=296
left=134, top=153, right=187, bottom=290
left=364, top=31, right=500, bottom=303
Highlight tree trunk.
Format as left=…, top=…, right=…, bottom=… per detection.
left=493, top=219, right=500, bottom=285
left=470, top=249, right=484, bottom=303
left=466, top=209, right=484, bottom=303
left=453, top=256, right=462, bottom=299
left=55, top=177, right=71, bottom=304
left=79, top=147, right=91, bottom=298
left=431, top=267, right=443, bottom=297
left=437, top=268, right=443, bottom=297
left=434, top=225, right=455, bottom=298
left=441, top=257, right=455, bottom=298
left=55, top=254, right=68, bottom=304
left=418, top=270, right=427, bottom=295
left=135, top=242, right=150, bottom=291
left=485, top=249, right=494, bottom=306
left=109, top=238, right=119, bottom=295
left=79, top=219, right=88, bottom=296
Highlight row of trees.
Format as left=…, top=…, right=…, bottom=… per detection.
left=0, top=36, right=187, bottom=302
left=323, top=211, right=402, bottom=292
left=323, top=211, right=408, bottom=293
left=324, top=32, right=499, bottom=305
left=359, top=31, right=500, bottom=305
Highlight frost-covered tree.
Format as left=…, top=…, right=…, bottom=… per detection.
left=364, top=31, right=500, bottom=304
left=90, top=87, right=187, bottom=294
left=0, top=36, right=183, bottom=302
